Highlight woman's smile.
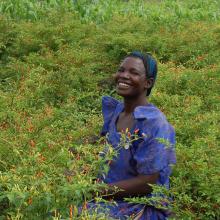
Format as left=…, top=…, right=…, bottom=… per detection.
left=117, top=82, right=131, bottom=89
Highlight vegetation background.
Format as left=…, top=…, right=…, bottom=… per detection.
left=0, top=0, right=219, bottom=219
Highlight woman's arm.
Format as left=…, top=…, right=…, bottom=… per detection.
left=103, top=172, right=159, bottom=199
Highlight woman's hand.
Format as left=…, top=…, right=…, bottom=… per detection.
left=102, top=173, right=159, bottom=200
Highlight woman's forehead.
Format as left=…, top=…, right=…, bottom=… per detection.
left=120, top=56, right=145, bottom=71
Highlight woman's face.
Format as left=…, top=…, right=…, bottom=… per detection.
left=115, top=56, right=151, bottom=98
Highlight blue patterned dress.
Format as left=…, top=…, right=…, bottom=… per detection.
left=89, top=96, right=176, bottom=219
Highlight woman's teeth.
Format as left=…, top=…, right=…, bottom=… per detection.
left=118, top=82, right=130, bottom=88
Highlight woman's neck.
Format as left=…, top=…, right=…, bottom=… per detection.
left=123, top=95, right=148, bottom=114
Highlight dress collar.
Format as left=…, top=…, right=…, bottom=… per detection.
left=102, top=96, right=162, bottom=121
left=117, top=102, right=162, bottom=121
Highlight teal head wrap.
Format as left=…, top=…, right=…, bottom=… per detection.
left=127, top=51, right=158, bottom=96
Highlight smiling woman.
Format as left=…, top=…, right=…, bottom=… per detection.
left=115, top=53, right=155, bottom=99
left=88, top=51, right=176, bottom=219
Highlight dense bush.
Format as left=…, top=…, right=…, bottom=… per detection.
left=0, top=1, right=219, bottom=219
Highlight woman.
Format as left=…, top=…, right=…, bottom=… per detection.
left=91, top=51, right=176, bottom=219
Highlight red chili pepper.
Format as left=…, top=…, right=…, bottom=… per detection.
left=107, top=160, right=113, bottom=166
left=134, top=129, right=139, bottom=134
left=28, top=197, right=32, bottom=205
left=69, top=204, right=73, bottom=219
left=30, top=139, right=36, bottom=148
left=83, top=202, right=87, bottom=210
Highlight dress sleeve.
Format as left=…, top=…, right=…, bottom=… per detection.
left=100, top=96, right=119, bottom=136
left=134, top=121, right=176, bottom=175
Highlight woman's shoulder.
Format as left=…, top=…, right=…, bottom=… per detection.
left=102, top=96, right=120, bottom=109
left=134, top=103, right=175, bottom=135
left=134, top=103, right=167, bottom=123
left=102, top=95, right=122, bottom=119
left=101, top=96, right=122, bottom=136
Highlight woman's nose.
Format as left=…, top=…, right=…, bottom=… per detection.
left=119, top=70, right=130, bottom=79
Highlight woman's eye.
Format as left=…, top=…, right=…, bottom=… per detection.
left=131, top=71, right=139, bottom=75
left=117, top=68, right=124, bottom=72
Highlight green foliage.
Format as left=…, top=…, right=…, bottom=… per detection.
left=0, top=0, right=220, bottom=23
left=0, top=0, right=219, bottom=219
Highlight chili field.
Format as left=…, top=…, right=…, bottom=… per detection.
left=0, top=0, right=220, bottom=219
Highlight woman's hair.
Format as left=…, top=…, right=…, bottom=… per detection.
left=126, top=51, right=158, bottom=96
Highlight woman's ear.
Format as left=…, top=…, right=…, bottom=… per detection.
left=145, top=77, right=154, bottom=89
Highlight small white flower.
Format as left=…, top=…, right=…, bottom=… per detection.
left=124, top=143, right=130, bottom=150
